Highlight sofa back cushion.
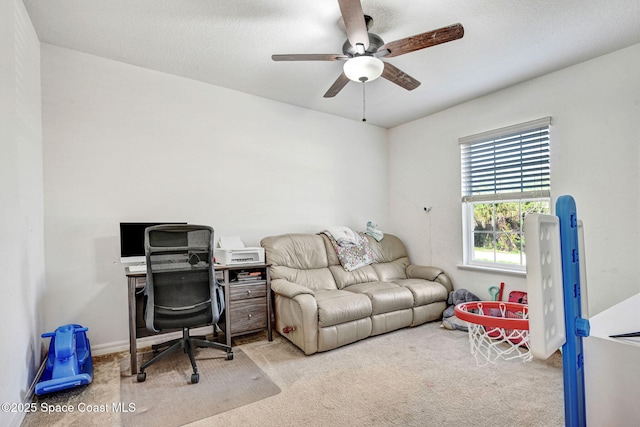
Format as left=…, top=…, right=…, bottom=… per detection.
left=329, top=264, right=380, bottom=288
left=261, top=233, right=338, bottom=291
left=366, top=234, right=410, bottom=281
left=319, top=234, right=379, bottom=288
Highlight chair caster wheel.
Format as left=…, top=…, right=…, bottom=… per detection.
left=226, top=351, right=234, bottom=361
left=191, top=373, right=199, bottom=384
left=137, top=372, right=146, bottom=382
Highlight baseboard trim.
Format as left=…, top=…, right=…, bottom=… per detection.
left=91, top=326, right=214, bottom=356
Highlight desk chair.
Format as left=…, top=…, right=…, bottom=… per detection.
left=137, top=224, right=233, bottom=384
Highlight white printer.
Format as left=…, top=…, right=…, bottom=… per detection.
left=214, top=236, right=265, bottom=265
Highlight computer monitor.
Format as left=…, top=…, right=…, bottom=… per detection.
left=119, top=222, right=187, bottom=264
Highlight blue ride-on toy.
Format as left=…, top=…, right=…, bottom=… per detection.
left=35, top=324, right=93, bottom=395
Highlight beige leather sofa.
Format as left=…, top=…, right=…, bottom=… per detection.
left=260, top=232, right=453, bottom=355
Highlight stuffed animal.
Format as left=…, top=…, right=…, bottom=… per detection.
left=441, top=289, right=481, bottom=331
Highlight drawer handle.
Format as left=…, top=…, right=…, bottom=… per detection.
left=246, top=290, right=252, bottom=295
left=247, top=314, right=252, bottom=319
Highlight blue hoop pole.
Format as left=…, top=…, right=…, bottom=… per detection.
left=556, top=195, right=590, bottom=427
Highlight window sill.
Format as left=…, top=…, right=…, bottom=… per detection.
left=457, top=263, right=526, bottom=278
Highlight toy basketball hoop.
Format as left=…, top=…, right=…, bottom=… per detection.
left=454, top=301, right=531, bottom=365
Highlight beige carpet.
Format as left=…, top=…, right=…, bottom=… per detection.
left=22, top=322, right=564, bottom=426
left=198, top=323, right=564, bottom=427
left=120, top=347, right=280, bottom=426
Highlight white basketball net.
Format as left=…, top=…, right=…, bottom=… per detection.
left=463, top=305, right=532, bottom=366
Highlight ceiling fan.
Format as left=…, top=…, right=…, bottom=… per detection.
left=272, top=0, right=464, bottom=98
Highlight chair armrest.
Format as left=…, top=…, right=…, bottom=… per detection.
left=270, top=279, right=316, bottom=299
left=406, top=265, right=454, bottom=294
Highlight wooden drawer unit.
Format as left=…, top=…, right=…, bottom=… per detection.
left=229, top=282, right=268, bottom=335
left=229, top=282, right=267, bottom=301
left=229, top=298, right=267, bottom=335
left=218, top=264, right=273, bottom=344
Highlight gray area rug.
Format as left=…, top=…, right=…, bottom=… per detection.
left=120, top=347, right=280, bottom=426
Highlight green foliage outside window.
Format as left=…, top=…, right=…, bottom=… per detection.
left=472, top=200, right=549, bottom=264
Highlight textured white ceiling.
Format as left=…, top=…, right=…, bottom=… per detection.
left=23, top=0, right=640, bottom=128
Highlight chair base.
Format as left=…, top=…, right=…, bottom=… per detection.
left=137, top=327, right=233, bottom=384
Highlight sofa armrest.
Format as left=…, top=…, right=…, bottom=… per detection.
left=406, top=265, right=454, bottom=294
left=270, top=278, right=320, bottom=354
left=270, top=279, right=316, bottom=298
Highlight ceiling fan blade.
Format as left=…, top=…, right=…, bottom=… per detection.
left=338, top=0, right=369, bottom=51
left=324, top=72, right=351, bottom=98
left=381, top=62, right=421, bottom=91
left=380, top=23, right=464, bottom=58
left=272, top=54, right=347, bottom=61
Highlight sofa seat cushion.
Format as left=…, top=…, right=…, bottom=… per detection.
left=344, top=282, right=415, bottom=315
left=392, top=278, right=448, bottom=306
left=315, top=290, right=372, bottom=328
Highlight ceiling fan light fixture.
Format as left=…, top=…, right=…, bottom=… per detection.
left=343, top=56, right=384, bottom=83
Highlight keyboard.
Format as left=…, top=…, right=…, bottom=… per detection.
left=128, top=264, right=147, bottom=273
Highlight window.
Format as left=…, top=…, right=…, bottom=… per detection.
left=460, top=117, right=551, bottom=272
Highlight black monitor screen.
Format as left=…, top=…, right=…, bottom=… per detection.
left=119, top=222, right=186, bottom=262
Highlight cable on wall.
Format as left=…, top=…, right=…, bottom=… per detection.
left=423, top=206, right=433, bottom=265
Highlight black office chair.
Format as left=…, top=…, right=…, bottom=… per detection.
left=136, top=224, right=233, bottom=384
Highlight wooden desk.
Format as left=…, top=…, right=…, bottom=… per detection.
left=126, top=263, right=272, bottom=375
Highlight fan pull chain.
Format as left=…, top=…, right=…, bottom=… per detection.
left=361, top=81, right=366, bottom=122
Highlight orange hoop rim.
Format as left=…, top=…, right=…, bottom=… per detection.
left=454, top=301, right=529, bottom=330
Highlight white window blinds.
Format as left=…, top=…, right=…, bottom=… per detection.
left=460, top=117, right=551, bottom=202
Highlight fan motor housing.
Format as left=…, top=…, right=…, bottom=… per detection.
left=342, top=32, right=384, bottom=57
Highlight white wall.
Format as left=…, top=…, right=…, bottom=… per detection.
left=0, top=1, right=44, bottom=426
left=41, top=44, right=389, bottom=351
left=389, top=43, right=640, bottom=316
left=35, top=23, right=640, bottom=363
